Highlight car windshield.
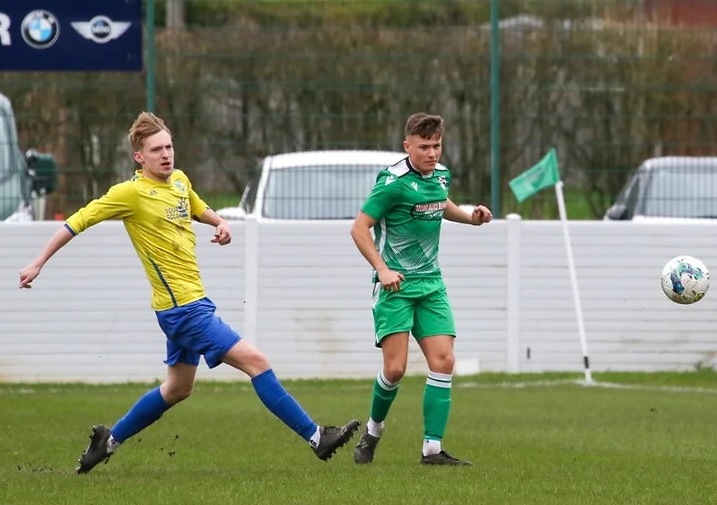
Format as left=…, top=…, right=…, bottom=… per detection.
left=262, top=165, right=385, bottom=219
left=0, top=101, right=27, bottom=220
left=643, top=165, right=717, bottom=218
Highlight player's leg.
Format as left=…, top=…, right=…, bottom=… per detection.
left=354, top=331, right=409, bottom=464
left=177, top=298, right=359, bottom=461
left=223, top=339, right=359, bottom=460
left=112, top=361, right=197, bottom=445
left=354, top=281, right=414, bottom=464
left=76, top=353, right=198, bottom=474
left=413, top=278, right=471, bottom=466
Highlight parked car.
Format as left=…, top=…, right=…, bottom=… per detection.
left=216, top=150, right=408, bottom=220
left=0, top=92, right=57, bottom=221
left=604, top=156, right=717, bottom=221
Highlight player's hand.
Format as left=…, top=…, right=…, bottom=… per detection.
left=471, top=205, right=492, bottom=226
left=211, top=221, right=232, bottom=246
left=378, top=268, right=405, bottom=292
left=19, top=263, right=41, bottom=289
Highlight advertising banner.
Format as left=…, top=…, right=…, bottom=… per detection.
left=0, top=0, right=142, bottom=71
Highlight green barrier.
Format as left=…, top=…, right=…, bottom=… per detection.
left=26, top=150, right=57, bottom=195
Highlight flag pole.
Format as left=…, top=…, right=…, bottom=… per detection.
left=554, top=180, right=593, bottom=384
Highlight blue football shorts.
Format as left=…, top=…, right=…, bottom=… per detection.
left=155, top=297, right=241, bottom=369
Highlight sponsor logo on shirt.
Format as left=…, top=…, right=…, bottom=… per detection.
left=165, top=197, right=189, bottom=220
left=411, top=200, right=447, bottom=220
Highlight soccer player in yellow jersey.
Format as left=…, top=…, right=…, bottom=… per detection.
left=19, top=112, right=359, bottom=474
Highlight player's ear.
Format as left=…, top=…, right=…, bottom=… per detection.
left=133, top=151, right=143, bottom=164
left=402, top=140, right=410, bottom=153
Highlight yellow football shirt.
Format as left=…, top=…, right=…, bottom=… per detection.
left=65, top=169, right=210, bottom=311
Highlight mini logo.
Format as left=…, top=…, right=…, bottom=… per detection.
left=173, top=181, right=186, bottom=193
left=384, top=175, right=396, bottom=186
left=411, top=182, right=419, bottom=191
left=71, top=16, right=131, bottom=44
left=21, top=10, right=60, bottom=49
left=437, top=176, right=448, bottom=189
left=149, top=189, right=158, bottom=196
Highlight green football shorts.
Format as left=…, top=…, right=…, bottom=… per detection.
left=371, top=277, right=456, bottom=346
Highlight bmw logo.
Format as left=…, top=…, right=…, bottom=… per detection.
left=21, top=10, right=60, bottom=49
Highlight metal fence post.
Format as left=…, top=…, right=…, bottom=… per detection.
left=145, top=0, right=156, bottom=112
left=490, top=0, right=501, bottom=218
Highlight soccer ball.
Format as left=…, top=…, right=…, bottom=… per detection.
left=661, top=255, right=710, bottom=304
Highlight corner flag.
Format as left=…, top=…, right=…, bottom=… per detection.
left=509, top=148, right=593, bottom=384
left=509, top=148, right=560, bottom=202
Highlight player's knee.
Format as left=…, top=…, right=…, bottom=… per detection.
left=428, top=351, right=455, bottom=374
left=248, top=349, right=271, bottom=373
left=238, top=347, right=272, bottom=377
left=383, top=364, right=406, bottom=383
left=162, top=382, right=194, bottom=404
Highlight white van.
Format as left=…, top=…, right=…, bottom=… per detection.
left=216, top=150, right=408, bottom=220
left=0, top=92, right=57, bottom=221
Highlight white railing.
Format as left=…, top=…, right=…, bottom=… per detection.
left=1, top=217, right=717, bottom=383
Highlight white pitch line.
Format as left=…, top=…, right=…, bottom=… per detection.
left=457, top=379, right=717, bottom=395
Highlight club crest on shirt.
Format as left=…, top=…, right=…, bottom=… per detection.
left=173, top=180, right=186, bottom=193
left=437, top=176, right=448, bottom=189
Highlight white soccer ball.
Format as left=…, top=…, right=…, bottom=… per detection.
left=661, top=255, right=710, bottom=304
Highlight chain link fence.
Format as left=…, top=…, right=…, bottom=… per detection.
left=1, top=0, right=716, bottom=220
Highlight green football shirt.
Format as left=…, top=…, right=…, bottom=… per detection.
left=361, top=157, right=451, bottom=279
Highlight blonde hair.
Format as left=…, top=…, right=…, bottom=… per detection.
left=127, top=112, right=171, bottom=151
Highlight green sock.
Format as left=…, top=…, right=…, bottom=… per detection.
left=423, top=371, right=452, bottom=440
left=369, top=371, right=399, bottom=423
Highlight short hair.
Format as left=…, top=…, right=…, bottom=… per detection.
left=404, top=113, right=444, bottom=139
left=127, top=112, right=171, bottom=151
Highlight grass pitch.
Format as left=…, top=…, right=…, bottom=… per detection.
left=1, top=371, right=717, bottom=505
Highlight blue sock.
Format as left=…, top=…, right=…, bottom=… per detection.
left=251, top=369, right=317, bottom=441
left=111, top=387, right=171, bottom=443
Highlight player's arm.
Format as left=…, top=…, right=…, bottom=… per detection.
left=20, top=182, right=135, bottom=288
left=185, top=179, right=231, bottom=246
left=443, top=198, right=492, bottom=226
left=19, top=227, right=74, bottom=288
left=350, top=172, right=404, bottom=291
left=351, top=211, right=391, bottom=275
left=196, top=207, right=231, bottom=246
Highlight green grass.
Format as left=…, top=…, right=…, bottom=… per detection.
left=2, top=371, right=717, bottom=505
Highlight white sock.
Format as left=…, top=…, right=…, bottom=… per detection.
left=309, top=426, right=321, bottom=448
left=107, top=435, right=122, bottom=453
left=367, top=418, right=384, bottom=438
left=422, top=439, right=441, bottom=457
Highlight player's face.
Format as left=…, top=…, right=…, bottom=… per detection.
left=403, top=134, right=442, bottom=174
left=133, top=130, right=174, bottom=182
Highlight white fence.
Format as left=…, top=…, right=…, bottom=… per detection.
left=1, top=217, right=717, bottom=383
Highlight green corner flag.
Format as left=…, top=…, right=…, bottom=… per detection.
left=509, top=148, right=561, bottom=203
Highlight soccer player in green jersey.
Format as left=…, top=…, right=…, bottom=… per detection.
left=350, top=113, right=492, bottom=466
left=19, top=112, right=359, bottom=473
